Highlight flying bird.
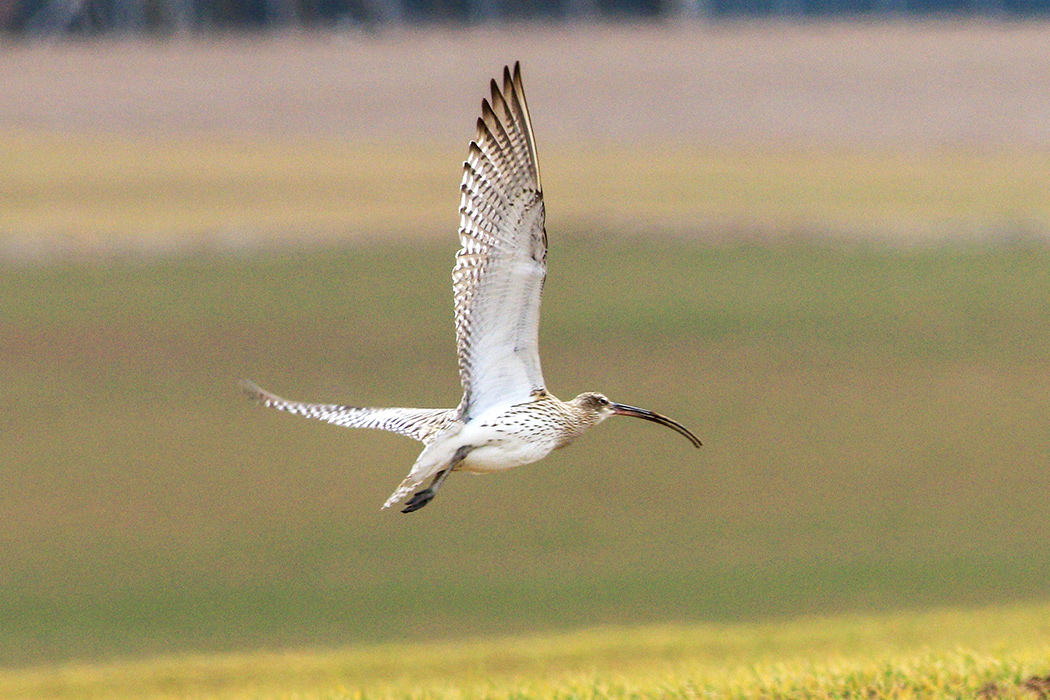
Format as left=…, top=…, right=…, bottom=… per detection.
left=243, top=62, right=701, bottom=513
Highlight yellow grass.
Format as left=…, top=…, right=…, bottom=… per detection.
left=2, top=603, right=1048, bottom=700
left=4, top=132, right=1050, bottom=257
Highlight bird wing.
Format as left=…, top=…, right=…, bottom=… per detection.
left=453, top=62, right=548, bottom=421
left=242, top=381, right=458, bottom=445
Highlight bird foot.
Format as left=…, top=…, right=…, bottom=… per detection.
left=401, top=488, right=435, bottom=513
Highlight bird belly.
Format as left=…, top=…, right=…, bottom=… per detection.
left=459, top=438, right=554, bottom=473
left=451, top=421, right=556, bottom=473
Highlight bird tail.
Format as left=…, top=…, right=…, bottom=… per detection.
left=382, top=477, right=420, bottom=510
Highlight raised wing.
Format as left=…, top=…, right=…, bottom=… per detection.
left=242, top=381, right=458, bottom=445
left=453, top=62, right=547, bottom=421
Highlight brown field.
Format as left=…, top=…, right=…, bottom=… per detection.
left=3, top=21, right=1050, bottom=256
left=3, top=21, right=1050, bottom=145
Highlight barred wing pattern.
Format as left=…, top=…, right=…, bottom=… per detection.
left=454, top=62, right=548, bottom=421
left=241, top=381, right=458, bottom=445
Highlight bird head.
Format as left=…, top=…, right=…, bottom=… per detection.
left=571, top=392, right=702, bottom=447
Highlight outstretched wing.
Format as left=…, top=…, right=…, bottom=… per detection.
left=453, top=62, right=548, bottom=421
left=242, top=381, right=458, bottom=445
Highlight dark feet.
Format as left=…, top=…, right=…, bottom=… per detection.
left=402, top=488, right=435, bottom=513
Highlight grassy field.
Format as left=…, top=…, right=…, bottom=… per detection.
left=4, top=237, right=1050, bottom=670
left=1, top=603, right=1048, bottom=699
left=3, top=133, right=1050, bottom=256
left=5, top=25, right=1050, bottom=690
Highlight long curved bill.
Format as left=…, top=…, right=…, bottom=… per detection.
left=610, top=403, right=702, bottom=448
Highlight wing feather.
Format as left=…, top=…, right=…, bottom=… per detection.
left=242, top=381, right=457, bottom=445
left=453, top=62, right=548, bottom=420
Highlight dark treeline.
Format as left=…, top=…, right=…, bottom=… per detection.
left=2, top=0, right=1047, bottom=37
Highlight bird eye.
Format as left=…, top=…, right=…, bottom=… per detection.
left=598, top=396, right=610, bottom=406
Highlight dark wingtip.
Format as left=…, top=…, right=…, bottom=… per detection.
left=240, top=379, right=279, bottom=405
left=476, top=113, right=493, bottom=141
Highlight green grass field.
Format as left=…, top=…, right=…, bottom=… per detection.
left=4, top=122, right=1050, bottom=696
left=1, top=603, right=1048, bottom=699
left=4, top=236, right=1050, bottom=677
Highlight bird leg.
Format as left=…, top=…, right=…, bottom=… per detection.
left=401, top=470, right=447, bottom=513
left=401, top=445, right=471, bottom=514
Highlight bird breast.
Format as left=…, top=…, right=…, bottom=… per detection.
left=455, top=399, right=588, bottom=473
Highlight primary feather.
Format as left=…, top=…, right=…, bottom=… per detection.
left=453, top=63, right=548, bottom=421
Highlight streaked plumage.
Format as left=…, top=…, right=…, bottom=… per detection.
left=244, top=62, right=701, bottom=513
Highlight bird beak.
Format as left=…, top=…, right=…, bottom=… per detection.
left=610, top=403, right=702, bottom=448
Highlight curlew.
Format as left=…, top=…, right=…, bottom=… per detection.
left=243, top=62, right=701, bottom=513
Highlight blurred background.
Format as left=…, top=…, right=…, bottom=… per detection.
left=2, top=0, right=1048, bottom=37
left=3, top=10, right=1050, bottom=670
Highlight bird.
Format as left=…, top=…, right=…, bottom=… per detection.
left=243, top=62, right=701, bottom=514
